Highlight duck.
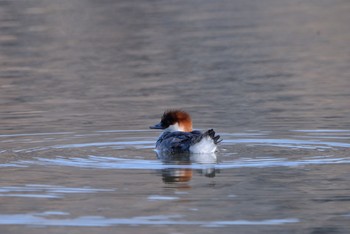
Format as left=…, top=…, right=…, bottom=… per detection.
left=150, top=110, right=221, bottom=154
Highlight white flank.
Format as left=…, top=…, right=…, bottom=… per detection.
left=189, top=136, right=217, bottom=153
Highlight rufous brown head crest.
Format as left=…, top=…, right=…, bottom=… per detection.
left=150, top=110, right=192, bottom=132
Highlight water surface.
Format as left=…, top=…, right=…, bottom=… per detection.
left=1, top=0, right=350, bottom=233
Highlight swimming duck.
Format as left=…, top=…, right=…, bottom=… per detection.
left=150, top=110, right=221, bottom=154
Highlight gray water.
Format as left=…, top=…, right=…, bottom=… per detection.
left=1, top=0, right=350, bottom=233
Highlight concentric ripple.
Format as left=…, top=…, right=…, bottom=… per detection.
left=0, top=129, right=349, bottom=170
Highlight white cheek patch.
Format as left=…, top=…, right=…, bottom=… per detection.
left=166, top=123, right=185, bottom=132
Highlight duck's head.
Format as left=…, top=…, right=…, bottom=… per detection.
left=150, top=110, right=192, bottom=132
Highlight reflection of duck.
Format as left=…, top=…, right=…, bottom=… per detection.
left=161, top=164, right=193, bottom=183
left=156, top=151, right=219, bottom=183
left=150, top=110, right=221, bottom=154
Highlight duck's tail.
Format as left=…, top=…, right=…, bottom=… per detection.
left=190, top=129, right=222, bottom=153
left=203, top=129, right=222, bottom=145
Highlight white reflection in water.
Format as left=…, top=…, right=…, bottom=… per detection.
left=0, top=132, right=75, bottom=138
left=0, top=184, right=114, bottom=199
left=223, top=138, right=350, bottom=149
left=52, top=141, right=154, bottom=149
left=148, top=195, right=179, bottom=200
left=0, top=212, right=299, bottom=227
left=291, top=130, right=350, bottom=133
left=12, top=155, right=350, bottom=170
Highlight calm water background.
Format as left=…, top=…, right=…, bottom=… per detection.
left=1, top=0, right=350, bottom=233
